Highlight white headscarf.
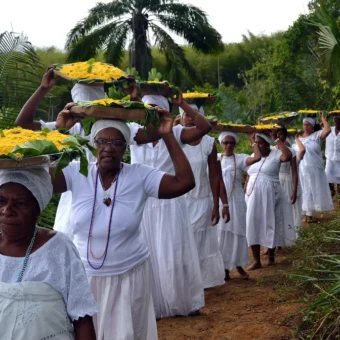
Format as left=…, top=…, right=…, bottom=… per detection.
left=142, top=95, right=170, bottom=112
left=179, top=104, right=199, bottom=118
left=218, top=132, right=239, bottom=144
left=71, top=83, right=105, bottom=102
left=255, top=133, right=273, bottom=145
left=0, top=166, right=52, bottom=212
left=303, top=117, right=316, bottom=127
left=90, top=120, right=131, bottom=146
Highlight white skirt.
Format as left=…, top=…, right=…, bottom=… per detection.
left=218, top=230, right=249, bottom=270
left=293, top=194, right=303, bottom=228
left=185, top=196, right=225, bottom=289
left=141, top=197, right=204, bottom=319
left=88, top=258, right=157, bottom=340
left=300, top=165, right=334, bottom=215
left=325, top=159, right=340, bottom=184
left=0, top=282, right=74, bottom=340
left=246, top=178, right=286, bottom=248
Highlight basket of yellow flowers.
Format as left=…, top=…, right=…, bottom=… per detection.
left=259, top=112, right=298, bottom=125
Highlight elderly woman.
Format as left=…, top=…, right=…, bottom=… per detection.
left=130, top=94, right=211, bottom=319
left=0, top=166, right=97, bottom=340
left=179, top=104, right=225, bottom=289
left=217, top=132, right=261, bottom=280
left=246, top=131, right=292, bottom=269
left=294, top=114, right=333, bottom=223
left=51, top=108, right=195, bottom=339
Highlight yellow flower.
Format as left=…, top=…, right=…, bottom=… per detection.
left=261, top=112, right=296, bottom=121
left=89, top=98, right=124, bottom=107
left=254, top=124, right=280, bottom=130
left=59, top=62, right=126, bottom=82
left=219, top=122, right=248, bottom=127
left=298, top=110, right=321, bottom=114
left=0, top=127, right=69, bottom=156
left=183, top=92, right=210, bottom=99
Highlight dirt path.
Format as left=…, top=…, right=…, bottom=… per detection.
left=158, top=250, right=302, bottom=340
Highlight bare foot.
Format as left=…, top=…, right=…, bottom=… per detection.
left=237, top=267, right=250, bottom=279
left=247, top=262, right=262, bottom=271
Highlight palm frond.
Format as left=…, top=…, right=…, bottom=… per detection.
left=0, top=31, right=43, bottom=129
left=151, top=23, right=200, bottom=85
left=155, top=3, right=224, bottom=54
left=66, top=21, right=121, bottom=62
left=65, top=1, right=130, bottom=49
left=105, top=22, right=130, bottom=66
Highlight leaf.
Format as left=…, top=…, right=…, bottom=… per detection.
left=53, top=151, right=71, bottom=179
left=0, top=130, right=4, bottom=137
left=79, top=150, right=89, bottom=177
left=13, top=140, right=59, bottom=157
left=82, top=118, right=96, bottom=136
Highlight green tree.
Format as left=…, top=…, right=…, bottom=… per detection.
left=65, top=0, right=224, bottom=82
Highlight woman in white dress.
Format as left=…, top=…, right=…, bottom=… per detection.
left=130, top=94, right=211, bottom=319
left=179, top=105, right=225, bottom=289
left=0, top=166, right=97, bottom=340
left=325, top=116, right=340, bottom=196
left=51, top=110, right=196, bottom=339
left=217, top=132, right=261, bottom=279
left=294, top=115, right=333, bottom=223
left=246, top=132, right=292, bottom=269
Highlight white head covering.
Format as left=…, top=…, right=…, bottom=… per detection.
left=90, top=120, right=131, bottom=146
left=0, top=166, right=52, bottom=212
left=142, top=95, right=170, bottom=112
left=71, top=83, right=105, bottom=102
left=255, top=133, right=273, bottom=145
left=303, top=117, right=316, bottom=127
left=179, top=104, right=199, bottom=118
left=218, top=132, right=239, bottom=144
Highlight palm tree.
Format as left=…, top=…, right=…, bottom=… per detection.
left=309, top=0, right=340, bottom=84
left=0, top=31, right=43, bottom=128
left=65, top=0, right=224, bottom=82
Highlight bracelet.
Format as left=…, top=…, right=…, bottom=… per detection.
left=193, top=112, right=200, bottom=122
left=251, top=142, right=257, bottom=147
left=223, top=204, right=229, bottom=208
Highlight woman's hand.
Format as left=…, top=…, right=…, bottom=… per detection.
left=157, top=108, right=173, bottom=136
left=123, top=81, right=140, bottom=101
left=211, top=206, right=220, bottom=226
left=55, top=103, right=82, bottom=129
left=40, top=68, right=59, bottom=91
left=247, top=132, right=256, bottom=144
left=270, top=128, right=278, bottom=141
left=222, top=206, right=230, bottom=223
left=171, top=89, right=183, bottom=106
left=173, top=114, right=181, bottom=127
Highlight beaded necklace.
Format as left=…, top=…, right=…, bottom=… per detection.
left=86, top=167, right=121, bottom=270
left=0, top=227, right=38, bottom=283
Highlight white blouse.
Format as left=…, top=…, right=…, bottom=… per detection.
left=130, top=124, right=184, bottom=174
left=0, top=232, right=97, bottom=321
left=183, top=135, right=214, bottom=198
left=247, top=148, right=282, bottom=182
left=326, top=127, right=340, bottom=161
left=63, top=162, right=165, bottom=276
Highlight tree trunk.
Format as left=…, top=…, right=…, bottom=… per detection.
left=130, top=13, right=152, bottom=80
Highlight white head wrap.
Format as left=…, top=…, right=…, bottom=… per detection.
left=255, top=133, right=273, bottom=145
left=218, top=132, right=239, bottom=144
left=0, top=167, right=52, bottom=212
left=71, top=83, right=105, bottom=102
left=90, top=120, right=131, bottom=146
left=179, top=104, right=199, bottom=118
left=303, top=117, right=316, bottom=127
left=142, top=95, right=170, bottom=112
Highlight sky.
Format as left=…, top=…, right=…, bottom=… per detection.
left=2, top=0, right=311, bottom=50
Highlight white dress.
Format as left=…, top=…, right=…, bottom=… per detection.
left=217, top=154, right=250, bottom=270
left=278, top=148, right=298, bottom=246
left=325, top=127, right=340, bottom=184
left=63, top=162, right=165, bottom=340
left=182, top=136, right=225, bottom=288
left=245, top=149, right=286, bottom=248
left=130, top=125, right=205, bottom=319
left=0, top=232, right=98, bottom=340
left=294, top=131, right=334, bottom=216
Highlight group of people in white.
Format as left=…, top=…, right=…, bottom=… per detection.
left=0, top=69, right=338, bottom=340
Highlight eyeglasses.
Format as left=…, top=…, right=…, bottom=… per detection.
left=94, top=139, right=127, bottom=148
